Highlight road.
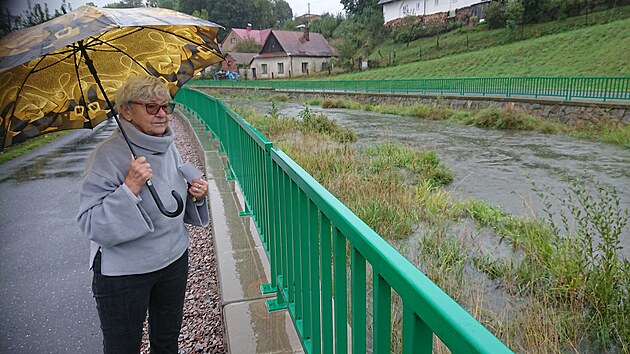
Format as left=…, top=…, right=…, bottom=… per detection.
left=0, top=120, right=116, bottom=353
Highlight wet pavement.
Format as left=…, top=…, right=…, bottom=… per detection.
left=1, top=114, right=305, bottom=353
left=0, top=121, right=116, bottom=353
left=186, top=116, right=304, bottom=353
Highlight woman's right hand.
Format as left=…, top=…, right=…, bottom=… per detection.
left=124, top=154, right=153, bottom=196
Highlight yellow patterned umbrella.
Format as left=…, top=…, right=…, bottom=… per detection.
left=0, top=5, right=223, bottom=217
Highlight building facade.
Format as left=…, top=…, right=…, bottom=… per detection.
left=378, top=0, right=489, bottom=24
left=250, top=29, right=337, bottom=79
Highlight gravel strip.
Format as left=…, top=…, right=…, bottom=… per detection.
left=139, top=116, right=227, bottom=354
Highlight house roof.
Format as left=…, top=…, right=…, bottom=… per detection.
left=228, top=52, right=257, bottom=65
left=230, top=28, right=272, bottom=46
left=377, top=0, right=397, bottom=4
left=270, top=30, right=337, bottom=57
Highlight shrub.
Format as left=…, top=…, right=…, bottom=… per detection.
left=298, top=105, right=357, bottom=143
left=485, top=0, right=506, bottom=29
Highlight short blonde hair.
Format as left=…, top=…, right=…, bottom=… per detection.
left=116, top=76, right=171, bottom=107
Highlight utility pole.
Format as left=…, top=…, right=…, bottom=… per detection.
left=308, top=3, right=310, bottom=16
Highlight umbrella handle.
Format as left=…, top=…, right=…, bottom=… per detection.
left=145, top=179, right=184, bottom=218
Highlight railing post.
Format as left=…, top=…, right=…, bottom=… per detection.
left=320, top=213, right=334, bottom=354
left=402, top=305, right=432, bottom=354
left=333, top=227, right=348, bottom=354
left=351, top=247, right=367, bottom=354
left=373, top=273, right=392, bottom=353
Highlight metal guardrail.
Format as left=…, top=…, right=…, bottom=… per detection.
left=174, top=87, right=513, bottom=354
left=192, top=76, right=630, bottom=102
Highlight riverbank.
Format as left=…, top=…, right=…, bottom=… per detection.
left=218, top=97, right=630, bottom=352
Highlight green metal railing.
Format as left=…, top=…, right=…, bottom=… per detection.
left=174, top=87, right=513, bottom=354
left=192, top=76, right=630, bottom=102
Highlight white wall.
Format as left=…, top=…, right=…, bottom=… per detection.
left=382, top=0, right=483, bottom=23
left=251, top=56, right=331, bottom=79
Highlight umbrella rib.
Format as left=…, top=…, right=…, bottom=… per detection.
left=91, top=25, right=218, bottom=52
left=85, top=34, right=152, bottom=76
left=28, top=50, right=79, bottom=73
left=147, top=26, right=220, bottom=51
left=72, top=42, right=93, bottom=129
left=6, top=54, right=55, bottom=129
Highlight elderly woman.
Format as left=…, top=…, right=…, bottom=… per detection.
left=77, top=75, right=209, bottom=353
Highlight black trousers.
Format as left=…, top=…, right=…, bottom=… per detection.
left=92, top=250, right=188, bottom=354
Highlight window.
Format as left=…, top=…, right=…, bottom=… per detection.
left=277, top=62, right=284, bottom=74
left=231, top=38, right=237, bottom=44
left=434, top=0, right=439, bottom=5
left=261, top=64, right=268, bottom=74
left=301, top=62, right=309, bottom=74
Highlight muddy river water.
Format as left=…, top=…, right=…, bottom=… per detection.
left=225, top=98, right=630, bottom=258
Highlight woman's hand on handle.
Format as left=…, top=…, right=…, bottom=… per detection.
left=124, top=154, right=153, bottom=196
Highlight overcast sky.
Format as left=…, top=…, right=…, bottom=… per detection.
left=3, top=0, right=345, bottom=18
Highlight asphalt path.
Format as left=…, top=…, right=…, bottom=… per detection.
left=0, top=120, right=117, bottom=353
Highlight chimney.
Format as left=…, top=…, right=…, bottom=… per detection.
left=247, top=23, right=252, bottom=31
left=303, top=25, right=309, bottom=41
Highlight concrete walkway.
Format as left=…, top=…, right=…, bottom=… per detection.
left=180, top=112, right=304, bottom=354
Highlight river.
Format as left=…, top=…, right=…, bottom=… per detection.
left=224, top=98, right=630, bottom=258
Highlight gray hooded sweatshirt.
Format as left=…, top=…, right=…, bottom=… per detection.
left=77, top=120, right=209, bottom=276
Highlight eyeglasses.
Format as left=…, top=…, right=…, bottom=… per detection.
left=130, top=101, right=175, bottom=115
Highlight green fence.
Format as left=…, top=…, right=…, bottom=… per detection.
left=174, top=87, right=513, bottom=354
left=192, top=76, right=630, bottom=102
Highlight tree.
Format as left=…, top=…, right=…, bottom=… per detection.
left=271, top=0, right=292, bottom=27
left=22, top=0, right=53, bottom=27
left=250, top=0, right=275, bottom=29
left=233, top=37, right=262, bottom=52
left=309, top=13, right=344, bottom=39
left=191, top=8, right=209, bottom=20
left=505, top=0, right=525, bottom=34
left=179, top=0, right=205, bottom=14
left=484, top=0, right=506, bottom=29
left=520, top=0, right=545, bottom=23
left=103, top=0, right=144, bottom=8
left=0, top=0, right=74, bottom=38
left=0, top=7, right=22, bottom=38
left=340, top=0, right=379, bottom=16
left=158, top=0, right=178, bottom=10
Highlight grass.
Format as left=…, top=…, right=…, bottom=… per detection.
left=342, top=8, right=630, bottom=79
left=231, top=103, right=453, bottom=241
left=368, top=6, right=630, bottom=67
left=225, top=101, right=630, bottom=352
left=332, top=19, right=630, bottom=79
left=0, top=131, right=70, bottom=165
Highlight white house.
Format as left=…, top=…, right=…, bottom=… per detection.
left=250, top=28, right=337, bottom=80
left=378, top=0, right=489, bottom=24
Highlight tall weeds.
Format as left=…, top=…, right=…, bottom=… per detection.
left=230, top=100, right=629, bottom=352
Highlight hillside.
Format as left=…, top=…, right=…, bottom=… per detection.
left=327, top=14, right=630, bottom=79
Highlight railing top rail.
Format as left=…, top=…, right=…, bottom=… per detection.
left=190, top=76, right=630, bottom=102
left=190, top=76, right=630, bottom=83
left=176, top=88, right=272, bottom=148
left=270, top=147, right=512, bottom=353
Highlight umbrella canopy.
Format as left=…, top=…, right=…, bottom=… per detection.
left=0, top=5, right=223, bottom=149
left=0, top=5, right=224, bottom=217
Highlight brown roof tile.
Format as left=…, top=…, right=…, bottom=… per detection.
left=270, top=30, right=337, bottom=57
